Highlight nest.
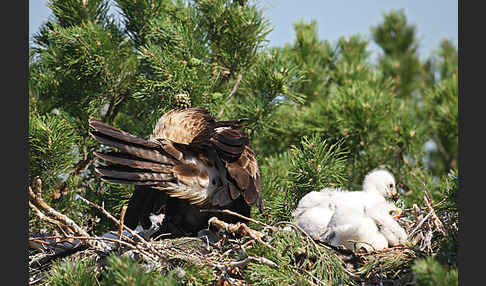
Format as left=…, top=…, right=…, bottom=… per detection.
left=29, top=177, right=456, bottom=285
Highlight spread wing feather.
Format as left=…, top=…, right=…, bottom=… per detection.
left=95, top=166, right=175, bottom=182
left=89, top=118, right=159, bottom=148
left=93, top=151, right=173, bottom=172
left=88, top=116, right=228, bottom=207
left=89, top=131, right=173, bottom=164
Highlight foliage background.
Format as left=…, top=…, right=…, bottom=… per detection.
left=28, top=0, right=458, bottom=285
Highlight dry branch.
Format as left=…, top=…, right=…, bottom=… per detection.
left=408, top=210, right=433, bottom=239
left=28, top=177, right=91, bottom=239
left=75, top=194, right=167, bottom=261
left=29, top=201, right=64, bottom=232
left=201, top=208, right=271, bottom=228
left=423, top=192, right=447, bottom=236
left=208, top=217, right=264, bottom=241
left=216, top=73, right=243, bottom=119
left=118, top=205, right=128, bottom=242
left=228, top=256, right=277, bottom=268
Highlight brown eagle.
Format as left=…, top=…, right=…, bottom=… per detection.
left=89, top=107, right=262, bottom=238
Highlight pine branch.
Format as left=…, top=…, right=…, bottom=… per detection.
left=104, top=90, right=130, bottom=124
left=54, top=150, right=95, bottom=198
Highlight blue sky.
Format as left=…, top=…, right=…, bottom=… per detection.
left=29, top=0, right=457, bottom=60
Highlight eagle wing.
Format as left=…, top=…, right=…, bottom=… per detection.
left=89, top=117, right=225, bottom=207
left=89, top=108, right=262, bottom=218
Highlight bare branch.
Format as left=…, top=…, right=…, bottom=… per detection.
left=29, top=201, right=64, bottom=231
left=208, top=217, right=275, bottom=250
left=423, top=193, right=447, bottom=236
left=118, top=205, right=128, bottom=242
left=75, top=194, right=167, bottom=260
left=201, top=208, right=271, bottom=228
left=228, top=256, right=277, bottom=268
left=407, top=211, right=433, bottom=240
left=28, top=178, right=90, bottom=238
left=216, top=73, right=243, bottom=119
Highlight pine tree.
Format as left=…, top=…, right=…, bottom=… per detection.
left=371, top=9, right=422, bottom=99
left=29, top=1, right=458, bottom=285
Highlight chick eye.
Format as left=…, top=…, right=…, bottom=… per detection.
left=388, top=184, right=394, bottom=189
left=377, top=223, right=383, bottom=231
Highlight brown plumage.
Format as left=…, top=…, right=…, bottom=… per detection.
left=89, top=107, right=262, bottom=237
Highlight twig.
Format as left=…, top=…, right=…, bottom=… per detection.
left=302, top=269, right=329, bottom=286
left=75, top=194, right=144, bottom=242
left=153, top=232, right=172, bottom=241
left=408, top=211, right=434, bottom=240
left=216, top=73, right=243, bottom=119
left=118, top=205, right=128, bottom=242
left=29, top=242, right=89, bottom=267
left=54, top=151, right=95, bottom=197
left=423, top=193, right=447, bottom=236
left=228, top=256, right=277, bottom=268
left=208, top=217, right=274, bottom=250
left=29, top=235, right=156, bottom=261
left=208, top=217, right=264, bottom=240
left=409, top=172, right=447, bottom=236
left=29, top=201, right=65, bottom=232
left=273, top=221, right=323, bottom=252
left=75, top=194, right=167, bottom=260
left=201, top=208, right=271, bottom=228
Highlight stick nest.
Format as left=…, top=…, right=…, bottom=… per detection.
left=28, top=178, right=457, bottom=285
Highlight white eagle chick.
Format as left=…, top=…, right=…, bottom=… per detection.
left=321, top=204, right=388, bottom=252
left=322, top=200, right=407, bottom=252
left=293, top=168, right=400, bottom=241
left=364, top=201, right=408, bottom=247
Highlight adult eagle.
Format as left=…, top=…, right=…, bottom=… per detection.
left=89, top=107, right=262, bottom=238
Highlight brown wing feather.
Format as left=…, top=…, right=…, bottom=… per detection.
left=93, top=151, right=173, bottom=172
left=221, top=143, right=262, bottom=211
left=213, top=128, right=248, bottom=146
left=89, top=131, right=172, bottom=165
left=89, top=118, right=158, bottom=148
left=95, top=165, right=175, bottom=182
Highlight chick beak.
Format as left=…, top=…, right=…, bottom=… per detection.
left=392, top=208, right=402, bottom=219
left=391, top=188, right=399, bottom=202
